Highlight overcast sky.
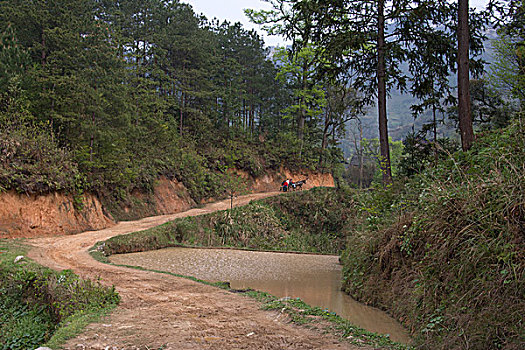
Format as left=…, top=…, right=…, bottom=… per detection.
left=183, top=0, right=490, bottom=47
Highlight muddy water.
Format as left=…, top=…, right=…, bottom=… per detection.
left=110, top=247, right=410, bottom=343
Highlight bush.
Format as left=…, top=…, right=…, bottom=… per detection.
left=0, top=123, right=81, bottom=194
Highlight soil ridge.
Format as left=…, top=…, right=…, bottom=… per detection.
left=2, top=169, right=334, bottom=238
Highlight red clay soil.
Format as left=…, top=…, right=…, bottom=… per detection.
left=28, top=192, right=367, bottom=350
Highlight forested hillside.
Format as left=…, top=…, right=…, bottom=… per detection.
left=0, top=0, right=341, bottom=208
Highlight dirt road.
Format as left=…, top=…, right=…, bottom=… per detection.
left=28, top=192, right=366, bottom=350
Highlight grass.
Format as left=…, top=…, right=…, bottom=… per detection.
left=44, top=305, right=117, bottom=349
left=340, top=121, right=525, bottom=349
left=97, top=187, right=356, bottom=259
left=246, top=291, right=411, bottom=349
left=0, top=239, right=120, bottom=350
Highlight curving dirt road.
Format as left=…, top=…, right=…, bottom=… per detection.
left=25, top=192, right=363, bottom=349
left=28, top=192, right=367, bottom=350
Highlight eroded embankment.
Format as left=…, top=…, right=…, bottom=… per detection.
left=0, top=191, right=113, bottom=238
left=1, top=168, right=333, bottom=238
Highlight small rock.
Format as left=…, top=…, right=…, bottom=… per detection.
left=14, top=255, right=24, bottom=263
left=246, top=332, right=255, bottom=337
left=35, top=347, right=53, bottom=350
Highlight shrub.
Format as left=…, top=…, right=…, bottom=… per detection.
left=0, top=123, right=81, bottom=194
left=0, top=241, right=120, bottom=349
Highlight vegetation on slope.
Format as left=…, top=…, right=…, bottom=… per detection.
left=0, top=0, right=343, bottom=213
left=99, top=187, right=355, bottom=257
left=341, top=121, right=524, bottom=349
left=0, top=241, right=120, bottom=350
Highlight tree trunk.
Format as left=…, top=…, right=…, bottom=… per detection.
left=180, top=92, right=184, bottom=136
left=458, top=0, right=474, bottom=151
left=359, top=121, right=364, bottom=189
left=298, top=62, right=307, bottom=141
left=180, top=62, right=186, bottom=136
left=41, top=32, right=46, bottom=66
left=90, top=111, right=95, bottom=163
left=433, top=103, right=438, bottom=161
left=320, top=109, right=331, bottom=166
left=377, top=0, right=393, bottom=185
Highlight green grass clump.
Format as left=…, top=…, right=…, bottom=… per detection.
left=0, top=240, right=120, bottom=350
left=244, top=290, right=410, bottom=349
left=99, top=187, right=357, bottom=258
left=341, top=121, right=525, bottom=349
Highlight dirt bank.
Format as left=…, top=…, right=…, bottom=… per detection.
left=1, top=170, right=334, bottom=239
left=0, top=191, right=113, bottom=238
left=238, top=167, right=334, bottom=193
left=27, top=192, right=364, bottom=350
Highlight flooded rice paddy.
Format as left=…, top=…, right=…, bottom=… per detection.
left=110, top=247, right=409, bottom=343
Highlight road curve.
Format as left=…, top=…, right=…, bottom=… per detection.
left=27, top=192, right=366, bottom=350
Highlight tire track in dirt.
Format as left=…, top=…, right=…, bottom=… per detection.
left=28, top=192, right=367, bottom=350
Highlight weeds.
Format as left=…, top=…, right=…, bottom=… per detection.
left=341, top=121, right=525, bottom=349
left=100, top=188, right=356, bottom=257
left=0, top=240, right=120, bottom=350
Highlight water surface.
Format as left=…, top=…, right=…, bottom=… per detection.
left=110, top=247, right=409, bottom=343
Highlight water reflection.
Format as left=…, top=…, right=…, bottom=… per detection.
left=110, top=247, right=409, bottom=343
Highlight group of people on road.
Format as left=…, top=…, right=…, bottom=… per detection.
left=281, top=179, right=293, bottom=192
left=280, top=178, right=306, bottom=192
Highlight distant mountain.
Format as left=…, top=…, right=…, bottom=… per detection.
left=340, top=31, right=499, bottom=159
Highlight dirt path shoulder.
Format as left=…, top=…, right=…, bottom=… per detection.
left=27, top=192, right=366, bottom=350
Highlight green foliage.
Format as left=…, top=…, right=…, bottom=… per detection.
left=0, top=25, right=29, bottom=94
left=274, top=45, right=326, bottom=128
left=0, top=294, right=53, bottom=350
left=0, top=0, right=328, bottom=209
left=340, top=121, right=525, bottom=349
left=351, top=137, right=405, bottom=185
left=398, top=132, right=459, bottom=177
left=489, top=1, right=525, bottom=105
left=447, top=78, right=519, bottom=131
left=0, top=241, right=120, bottom=349
left=0, top=121, right=80, bottom=194
left=100, top=188, right=356, bottom=258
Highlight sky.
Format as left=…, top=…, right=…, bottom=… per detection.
left=183, top=0, right=490, bottom=48
left=184, top=0, right=286, bottom=47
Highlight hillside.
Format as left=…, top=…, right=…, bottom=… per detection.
left=95, top=120, right=525, bottom=348
left=0, top=0, right=339, bottom=221
left=341, top=121, right=524, bottom=349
